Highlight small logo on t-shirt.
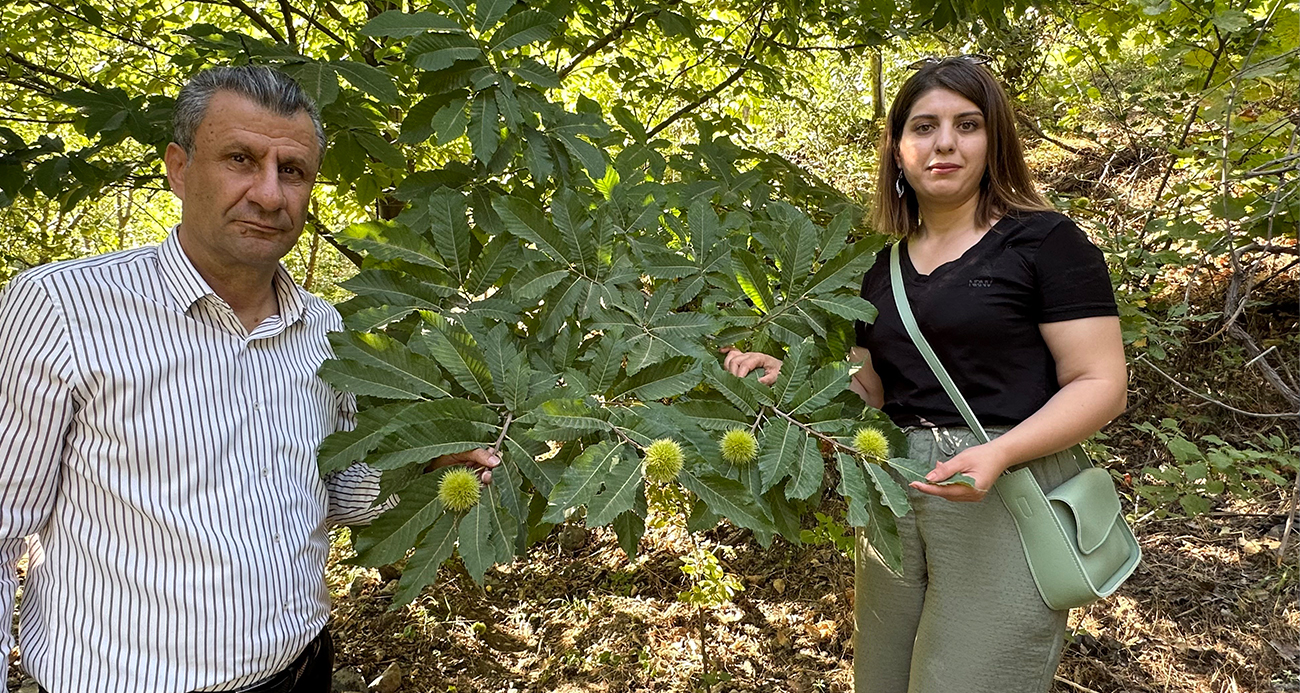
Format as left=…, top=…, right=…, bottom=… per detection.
left=969, top=277, right=993, bottom=288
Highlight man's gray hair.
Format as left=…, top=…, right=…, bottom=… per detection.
left=172, top=65, right=326, bottom=162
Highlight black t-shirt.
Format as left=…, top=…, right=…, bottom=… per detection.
left=854, top=210, right=1117, bottom=428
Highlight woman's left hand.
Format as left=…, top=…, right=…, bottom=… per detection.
left=910, top=442, right=1011, bottom=502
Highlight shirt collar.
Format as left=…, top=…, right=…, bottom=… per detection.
left=158, top=228, right=307, bottom=327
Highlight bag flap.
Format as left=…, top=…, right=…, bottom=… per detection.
left=1046, top=467, right=1122, bottom=553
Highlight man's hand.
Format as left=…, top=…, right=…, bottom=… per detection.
left=719, top=346, right=784, bottom=386
left=425, top=448, right=499, bottom=484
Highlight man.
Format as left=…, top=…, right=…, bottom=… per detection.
left=0, top=66, right=494, bottom=692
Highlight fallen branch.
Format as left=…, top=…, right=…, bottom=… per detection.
left=1054, top=675, right=1103, bottom=693
left=1133, top=355, right=1299, bottom=419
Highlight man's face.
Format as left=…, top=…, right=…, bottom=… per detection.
left=165, top=90, right=319, bottom=277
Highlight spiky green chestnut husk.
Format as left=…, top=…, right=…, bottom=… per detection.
left=643, top=438, right=685, bottom=483
left=719, top=429, right=759, bottom=466
left=439, top=467, right=481, bottom=511
left=852, top=427, right=890, bottom=463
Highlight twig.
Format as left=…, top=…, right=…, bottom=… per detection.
left=226, top=0, right=288, bottom=43
left=1278, top=468, right=1299, bottom=565
left=2, top=51, right=97, bottom=90
left=490, top=412, right=514, bottom=454
left=646, top=9, right=769, bottom=138
left=767, top=405, right=858, bottom=456
left=1015, top=112, right=1085, bottom=154
left=559, top=9, right=643, bottom=79
left=767, top=39, right=872, bottom=52
left=1243, top=345, right=1278, bottom=369
left=278, top=0, right=299, bottom=48
left=1054, top=675, right=1103, bottom=693
left=611, top=425, right=646, bottom=451
left=1133, top=356, right=1299, bottom=419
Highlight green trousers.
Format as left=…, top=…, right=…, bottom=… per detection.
left=853, top=427, right=1076, bottom=693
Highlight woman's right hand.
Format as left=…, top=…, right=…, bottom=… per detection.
left=719, top=346, right=783, bottom=385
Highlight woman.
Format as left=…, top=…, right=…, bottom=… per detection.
left=721, top=56, right=1127, bottom=692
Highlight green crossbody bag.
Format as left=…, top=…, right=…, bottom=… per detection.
left=889, top=242, right=1141, bottom=610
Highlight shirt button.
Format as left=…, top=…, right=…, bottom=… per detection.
left=273, top=534, right=282, bottom=543
left=253, top=402, right=263, bottom=412
left=261, top=468, right=269, bottom=477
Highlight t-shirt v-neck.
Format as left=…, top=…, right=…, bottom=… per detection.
left=900, top=217, right=1007, bottom=280
left=854, top=210, right=1118, bottom=428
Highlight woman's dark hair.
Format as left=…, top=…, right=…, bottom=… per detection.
left=871, top=57, right=1050, bottom=237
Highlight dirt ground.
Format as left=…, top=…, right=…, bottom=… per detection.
left=324, top=497, right=1299, bottom=693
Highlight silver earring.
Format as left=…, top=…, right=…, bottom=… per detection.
left=895, top=172, right=905, bottom=198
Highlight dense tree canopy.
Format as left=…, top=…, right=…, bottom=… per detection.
left=1, top=0, right=1296, bottom=601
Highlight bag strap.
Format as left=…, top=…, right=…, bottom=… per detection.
left=889, top=242, right=990, bottom=445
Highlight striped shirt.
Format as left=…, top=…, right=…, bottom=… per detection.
left=0, top=231, right=386, bottom=692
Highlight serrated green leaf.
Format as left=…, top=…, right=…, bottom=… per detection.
left=585, top=452, right=644, bottom=526
left=790, top=361, right=849, bottom=415
left=362, top=10, right=463, bottom=37
left=328, top=331, right=452, bottom=400
left=836, top=453, right=873, bottom=528
left=863, top=473, right=903, bottom=575
left=368, top=420, right=496, bottom=469
left=552, top=189, right=597, bottom=277
left=476, top=322, right=519, bottom=385
left=427, top=189, right=474, bottom=282
left=342, top=305, right=420, bottom=332
left=318, top=360, right=438, bottom=401
left=458, top=499, right=498, bottom=583
left=415, top=322, right=494, bottom=399
left=391, top=511, right=458, bottom=607
left=678, top=469, right=775, bottom=534
left=669, top=400, right=750, bottom=431
left=468, top=90, right=500, bottom=164
left=486, top=443, right=526, bottom=523
left=865, top=463, right=910, bottom=517
left=800, top=240, right=877, bottom=297
left=809, top=295, right=878, bottom=323
left=732, top=249, right=774, bottom=313
left=526, top=398, right=610, bottom=437
left=465, top=234, right=521, bottom=295
left=431, top=97, right=469, bottom=145
left=818, top=212, right=852, bottom=265
left=504, top=58, right=559, bottom=88
left=354, top=130, right=407, bottom=169
left=885, top=457, right=977, bottom=488
left=319, top=402, right=414, bottom=474
left=611, top=357, right=701, bottom=401
left=331, top=60, right=399, bottom=103
left=612, top=510, right=645, bottom=557
left=757, top=418, right=801, bottom=493
left=703, top=364, right=759, bottom=414
left=543, top=442, right=624, bottom=523
left=336, top=220, right=446, bottom=271
left=352, top=475, right=447, bottom=565
left=475, top=0, right=513, bottom=30
left=772, top=203, right=818, bottom=295
left=580, top=337, right=626, bottom=395
left=494, top=197, right=568, bottom=262
left=506, top=434, right=560, bottom=495
left=291, top=62, right=338, bottom=107
left=786, top=435, right=824, bottom=500
left=487, top=9, right=559, bottom=52
left=339, top=269, right=455, bottom=310
left=648, top=312, right=716, bottom=343
left=409, top=33, right=483, bottom=71
left=772, top=337, right=812, bottom=406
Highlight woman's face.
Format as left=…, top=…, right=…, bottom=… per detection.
left=895, top=88, right=988, bottom=211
